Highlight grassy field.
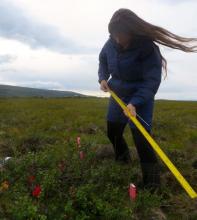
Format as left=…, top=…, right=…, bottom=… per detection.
left=0, top=97, right=196, bottom=219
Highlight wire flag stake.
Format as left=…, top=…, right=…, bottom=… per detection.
left=108, top=88, right=197, bottom=199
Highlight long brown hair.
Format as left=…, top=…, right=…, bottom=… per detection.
left=108, top=8, right=197, bottom=80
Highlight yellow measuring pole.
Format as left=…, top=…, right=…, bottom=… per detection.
left=108, top=88, right=197, bottom=199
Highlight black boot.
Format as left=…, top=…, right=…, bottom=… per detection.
left=140, top=162, right=161, bottom=192
left=113, top=135, right=132, bottom=164
left=130, top=128, right=161, bottom=192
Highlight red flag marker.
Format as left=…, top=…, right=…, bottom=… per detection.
left=129, top=183, right=137, bottom=200
left=76, top=136, right=81, bottom=148
left=79, top=151, right=85, bottom=160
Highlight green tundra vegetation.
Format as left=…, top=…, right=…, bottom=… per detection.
left=0, top=97, right=196, bottom=219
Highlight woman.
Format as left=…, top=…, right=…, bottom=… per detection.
left=98, top=8, right=197, bottom=191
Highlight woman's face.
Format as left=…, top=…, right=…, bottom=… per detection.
left=112, top=32, right=132, bottom=48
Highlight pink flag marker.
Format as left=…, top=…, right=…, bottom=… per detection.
left=79, top=151, right=85, bottom=160
left=76, top=136, right=81, bottom=148
left=128, top=183, right=137, bottom=200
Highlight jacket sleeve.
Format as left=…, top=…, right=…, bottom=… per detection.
left=98, top=46, right=110, bottom=84
left=129, top=39, right=162, bottom=107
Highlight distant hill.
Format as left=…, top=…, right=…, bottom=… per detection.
left=0, top=84, right=87, bottom=98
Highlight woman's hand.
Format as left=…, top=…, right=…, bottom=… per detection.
left=123, top=103, right=136, bottom=117
left=100, top=80, right=110, bottom=92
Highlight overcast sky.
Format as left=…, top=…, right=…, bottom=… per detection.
left=0, top=0, right=196, bottom=100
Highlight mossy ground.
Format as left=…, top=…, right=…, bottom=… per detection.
left=0, top=97, right=196, bottom=219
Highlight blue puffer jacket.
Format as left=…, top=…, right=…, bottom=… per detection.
left=98, top=34, right=162, bottom=131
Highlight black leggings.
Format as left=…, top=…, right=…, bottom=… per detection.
left=107, top=120, right=160, bottom=187
left=107, top=120, right=130, bottom=161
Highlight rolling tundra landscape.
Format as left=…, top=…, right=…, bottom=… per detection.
left=0, top=89, right=196, bottom=219
left=1, top=0, right=197, bottom=219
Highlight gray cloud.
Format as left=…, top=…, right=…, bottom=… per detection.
left=0, top=66, right=98, bottom=91
left=15, top=81, right=65, bottom=90
left=0, top=0, right=96, bottom=54
left=155, top=0, right=196, bottom=4
left=0, top=54, right=17, bottom=64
